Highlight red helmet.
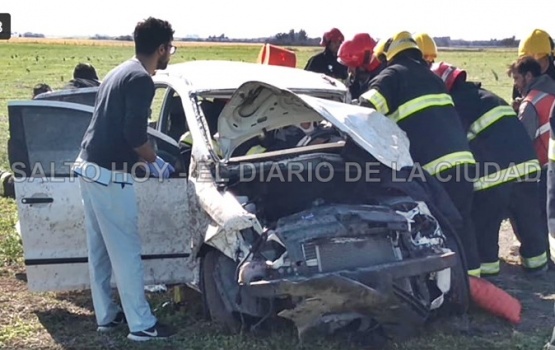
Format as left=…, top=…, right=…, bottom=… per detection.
left=337, top=33, right=381, bottom=71
left=430, top=61, right=467, bottom=91
left=321, top=28, right=344, bottom=46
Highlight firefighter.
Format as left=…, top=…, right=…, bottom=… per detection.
left=431, top=61, right=548, bottom=275
left=509, top=56, right=555, bottom=265
left=358, top=31, right=481, bottom=277
left=304, top=28, right=348, bottom=81
left=413, top=32, right=438, bottom=67
left=511, top=29, right=555, bottom=108
left=373, top=37, right=389, bottom=63
left=337, top=33, right=386, bottom=99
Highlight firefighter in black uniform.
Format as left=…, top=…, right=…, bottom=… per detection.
left=337, top=33, right=386, bottom=100
left=304, top=28, right=348, bottom=81
left=358, top=31, right=481, bottom=277
left=431, top=62, right=548, bottom=275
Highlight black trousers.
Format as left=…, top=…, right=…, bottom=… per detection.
left=478, top=180, right=547, bottom=267
left=508, top=167, right=549, bottom=264
left=435, top=164, right=481, bottom=274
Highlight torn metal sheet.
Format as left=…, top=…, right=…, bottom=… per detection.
left=190, top=171, right=262, bottom=259
left=298, top=93, right=413, bottom=170
left=274, top=274, right=414, bottom=340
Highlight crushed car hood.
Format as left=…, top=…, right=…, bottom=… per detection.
left=216, top=81, right=413, bottom=170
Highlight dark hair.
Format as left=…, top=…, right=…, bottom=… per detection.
left=73, top=62, right=98, bottom=80
left=33, top=83, right=52, bottom=97
left=507, top=56, right=542, bottom=78
left=133, top=17, right=175, bottom=55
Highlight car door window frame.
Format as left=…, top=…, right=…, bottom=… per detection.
left=7, top=100, right=95, bottom=179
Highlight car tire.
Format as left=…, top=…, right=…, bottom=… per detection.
left=428, top=203, right=470, bottom=316
left=201, top=249, right=243, bottom=334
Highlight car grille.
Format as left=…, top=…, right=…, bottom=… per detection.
left=302, top=236, right=398, bottom=274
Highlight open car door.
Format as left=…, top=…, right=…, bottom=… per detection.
left=7, top=100, right=193, bottom=292
left=33, top=87, right=99, bottom=106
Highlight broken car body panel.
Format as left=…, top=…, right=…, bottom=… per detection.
left=217, top=81, right=412, bottom=170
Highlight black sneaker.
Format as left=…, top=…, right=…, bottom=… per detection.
left=127, top=322, right=176, bottom=341
left=97, top=311, right=126, bottom=332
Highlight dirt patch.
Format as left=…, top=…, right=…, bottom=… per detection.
left=494, top=221, right=555, bottom=332
left=414, top=221, right=555, bottom=344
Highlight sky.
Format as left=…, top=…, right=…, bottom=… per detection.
left=3, top=0, right=555, bottom=41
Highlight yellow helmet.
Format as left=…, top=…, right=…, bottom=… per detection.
left=374, top=37, right=389, bottom=61
left=383, top=31, right=421, bottom=62
left=518, top=29, right=553, bottom=59
left=413, top=32, right=437, bottom=62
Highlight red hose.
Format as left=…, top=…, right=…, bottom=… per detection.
left=469, top=276, right=522, bottom=324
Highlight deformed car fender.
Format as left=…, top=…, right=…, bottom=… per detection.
left=188, top=162, right=263, bottom=261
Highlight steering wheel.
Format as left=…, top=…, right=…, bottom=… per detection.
left=300, top=127, right=343, bottom=146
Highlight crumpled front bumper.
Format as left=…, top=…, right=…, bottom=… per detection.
left=245, top=251, right=457, bottom=338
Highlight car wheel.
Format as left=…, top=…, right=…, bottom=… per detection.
left=429, top=204, right=470, bottom=316
left=201, top=249, right=243, bottom=334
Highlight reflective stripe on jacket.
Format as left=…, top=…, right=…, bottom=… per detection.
left=450, top=81, right=541, bottom=191
left=520, top=90, right=555, bottom=166
left=359, top=55, right=475, bottom=176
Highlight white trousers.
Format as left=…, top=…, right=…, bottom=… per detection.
left=78, top=175, right=157, bottom=332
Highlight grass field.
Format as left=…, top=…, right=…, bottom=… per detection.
left=1, top=39, right=554, bottom=350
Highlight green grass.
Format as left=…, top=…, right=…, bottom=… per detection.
left=1, top=41, right=552, bottom=350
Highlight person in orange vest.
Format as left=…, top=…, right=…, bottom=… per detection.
left=508, top=55, right=555, bottom=266
left=510, top=56, right=555, bottom=167
left=304, top=28, right=348, bottom=81
left=511, top=29, right=555, bottom=110
left=337, top=33, right=386, bottom=99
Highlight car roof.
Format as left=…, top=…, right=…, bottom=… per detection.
left=156, top=60, right=347, bottom=94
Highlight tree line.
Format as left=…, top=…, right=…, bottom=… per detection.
left=99, top=30, right=521, bottom=48
left=15, top=30, right=521, bottom=48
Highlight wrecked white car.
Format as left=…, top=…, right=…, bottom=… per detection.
left=7, top=60, right=469, bottom=343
